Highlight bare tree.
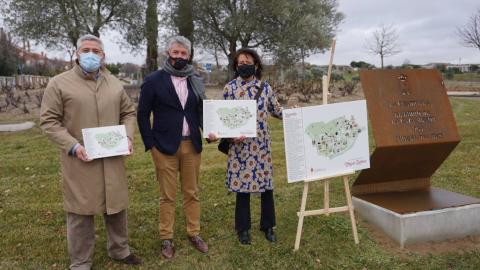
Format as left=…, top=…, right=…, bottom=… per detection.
left=365, top=24, right=400, bottom=68
left=457, top=9, right=480, bottom=51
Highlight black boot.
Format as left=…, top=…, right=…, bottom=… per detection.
left=238, top=230, right=251, bottom=245
left=261, top=228, right=276, bottom=243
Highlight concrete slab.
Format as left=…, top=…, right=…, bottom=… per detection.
left=447, top=91, right=480, bottom=97
left=0, top=121, right=35, bottom=132
left=353, top=196, right=480, bottom=247
left=355, top=188, right=480, bottom=214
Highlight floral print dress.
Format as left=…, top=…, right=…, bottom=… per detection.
left=223, top=77, right=283, bottom=193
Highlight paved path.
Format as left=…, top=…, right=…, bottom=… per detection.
left=447, top=91, right=480, bottom=98
left=0, top=121, right=35, bottom=132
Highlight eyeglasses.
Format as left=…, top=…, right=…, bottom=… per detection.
left=79, top=48, right=103, bottom=55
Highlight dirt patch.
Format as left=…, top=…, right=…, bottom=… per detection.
left=205, top=85, right=365, bottom=106
left=0, top=121, right=35, bottom=132
left=444, top=80, right=480, bottom=92
left=0, top=88, right=44, bottom=120
left=3, top=83, right=475, bottom=123
left=358, top=218, right=480, bottom=258
left=0, top=85, right=365, bottom=122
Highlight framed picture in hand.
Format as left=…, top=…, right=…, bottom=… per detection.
left=203, top=100, right=257, bottom=138
left=81, top=125, right=130, bottom=159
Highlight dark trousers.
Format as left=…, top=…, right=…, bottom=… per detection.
left=235, top=190, right=276, bottom=232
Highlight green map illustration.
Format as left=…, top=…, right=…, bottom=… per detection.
left=95, top=131, right=124, bottom=149
left=305, top=116, right=363, bottom=159
left=217, top=106, right=253, bottom=129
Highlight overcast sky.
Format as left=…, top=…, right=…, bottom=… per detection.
left=13, top=0, right=480, bottom=67
left=308, top=0, right=480, bottom=66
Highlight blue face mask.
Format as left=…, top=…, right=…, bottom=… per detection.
left=79, top=52, right=102, bottom=72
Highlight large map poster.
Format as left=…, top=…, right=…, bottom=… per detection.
left=82, top=125, right=130, bottom=160
left=203, top=100, right=257, bottom=138
left=283, top=100, right=370, bottom=183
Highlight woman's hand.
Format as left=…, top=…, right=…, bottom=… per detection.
left=208, top=132, right=219, bottom=142
left=233, top=135, right=246, bottom=144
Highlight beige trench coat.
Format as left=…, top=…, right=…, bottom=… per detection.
left=40, top=64, right=136, bottom=215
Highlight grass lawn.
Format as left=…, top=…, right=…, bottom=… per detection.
left=453, top=72, right=480, bottom=82
left=1, top=98, right=479, bottom=269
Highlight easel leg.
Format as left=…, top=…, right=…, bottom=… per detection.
left=294, top=182, right=309, bottom=251
left=343, top=176, right=359, bottom=244
left=324, top=180, right=330, bottom=216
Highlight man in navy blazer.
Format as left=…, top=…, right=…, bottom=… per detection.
left=137, top=36, right=210, bottom=259
left=137, top=64, right=203, bottom=155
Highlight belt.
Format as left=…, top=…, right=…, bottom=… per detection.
left=182, top=136, right=191, bottom=140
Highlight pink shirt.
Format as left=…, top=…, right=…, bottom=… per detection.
left=171, top=76, right=190, bottom=136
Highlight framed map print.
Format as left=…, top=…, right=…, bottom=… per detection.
left=81, top=125, right=130, bottom=160
left=283, top=100, right=370, bottom=183
left=203, top=100, right=257, bottom=138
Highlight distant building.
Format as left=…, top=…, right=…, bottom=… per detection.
left=315, top=65, right=353, bottom=72
left=446, top=64, right=471, bottom=73
left=334, top=65, right=354, bottom=72
left=422, top=63, right=449, bottom=69
left=1, top=27, right=71, bottom=73
left=17, top=47, right=49, bottom=67
left=423, top=63, right=473, bottom=73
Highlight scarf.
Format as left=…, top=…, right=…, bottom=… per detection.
left=162, top=59, right=206, bottom=101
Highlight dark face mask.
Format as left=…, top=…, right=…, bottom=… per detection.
left=237, top=64, right=256, bottom=78
left=170, top=57, right=189, bottom=70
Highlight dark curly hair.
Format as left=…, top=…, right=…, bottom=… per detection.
left=232, top=48, right=263, bottom=79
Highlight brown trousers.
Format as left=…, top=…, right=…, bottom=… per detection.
left=151, top=140, right=201, bottom=239
left=67, top=210, right=130, bottom=270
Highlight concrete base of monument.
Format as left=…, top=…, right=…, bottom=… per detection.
left=352, top=188, right=480, bottom=247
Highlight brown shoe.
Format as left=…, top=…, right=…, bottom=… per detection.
left=161, top=239, right=175, bottom=259
left=114, top=253, right=143, bottom=265
left=188, top=235, right=209, bottom=253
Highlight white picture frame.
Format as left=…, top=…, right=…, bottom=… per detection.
left=283, top=100, right=370, bottom=183
left=81, top=125, right=130, bottom=160
left=203, top=100, right=257, bottom=138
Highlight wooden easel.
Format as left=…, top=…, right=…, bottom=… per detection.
left=294, top=39, right=359, bottom=251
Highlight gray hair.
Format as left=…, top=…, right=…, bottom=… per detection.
left=76, top=34, right=104, bottom=50
left=165, top=35, right=191, bottom=54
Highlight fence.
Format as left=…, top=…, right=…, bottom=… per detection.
left=0, top=75, right=50, bottom=90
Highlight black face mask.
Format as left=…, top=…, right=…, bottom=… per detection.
left=170, top=57, right=189, bottom=70
left=237, top=64, right=256, bottom=78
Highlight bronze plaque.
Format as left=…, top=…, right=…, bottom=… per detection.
left=353, top=69, right=461, bottom=196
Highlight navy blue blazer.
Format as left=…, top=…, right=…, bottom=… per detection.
left=137, top=70, right=203, bottom=154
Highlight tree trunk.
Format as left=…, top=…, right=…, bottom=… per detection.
left=92, top=27, right=100, bottom=38
left=226, top=39, right=237, bottom=81
left=67, top=49, right=75, bottom=68
left=279, top=64, right=285, bottom=84
left=301, top=47, right=305, bottom=75
left=214, top=46, right=219, bottom=69
left=380, top=54, right=384, bottom=69
left=145, top=0, right=159, bottom=75
left=175, top=0, right=195, bottom=62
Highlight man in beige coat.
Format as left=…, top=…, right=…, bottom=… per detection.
left=40, top=34, right=142, bottom=270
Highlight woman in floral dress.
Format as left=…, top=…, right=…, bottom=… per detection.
left=222, top=48, right=283, bottom=245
